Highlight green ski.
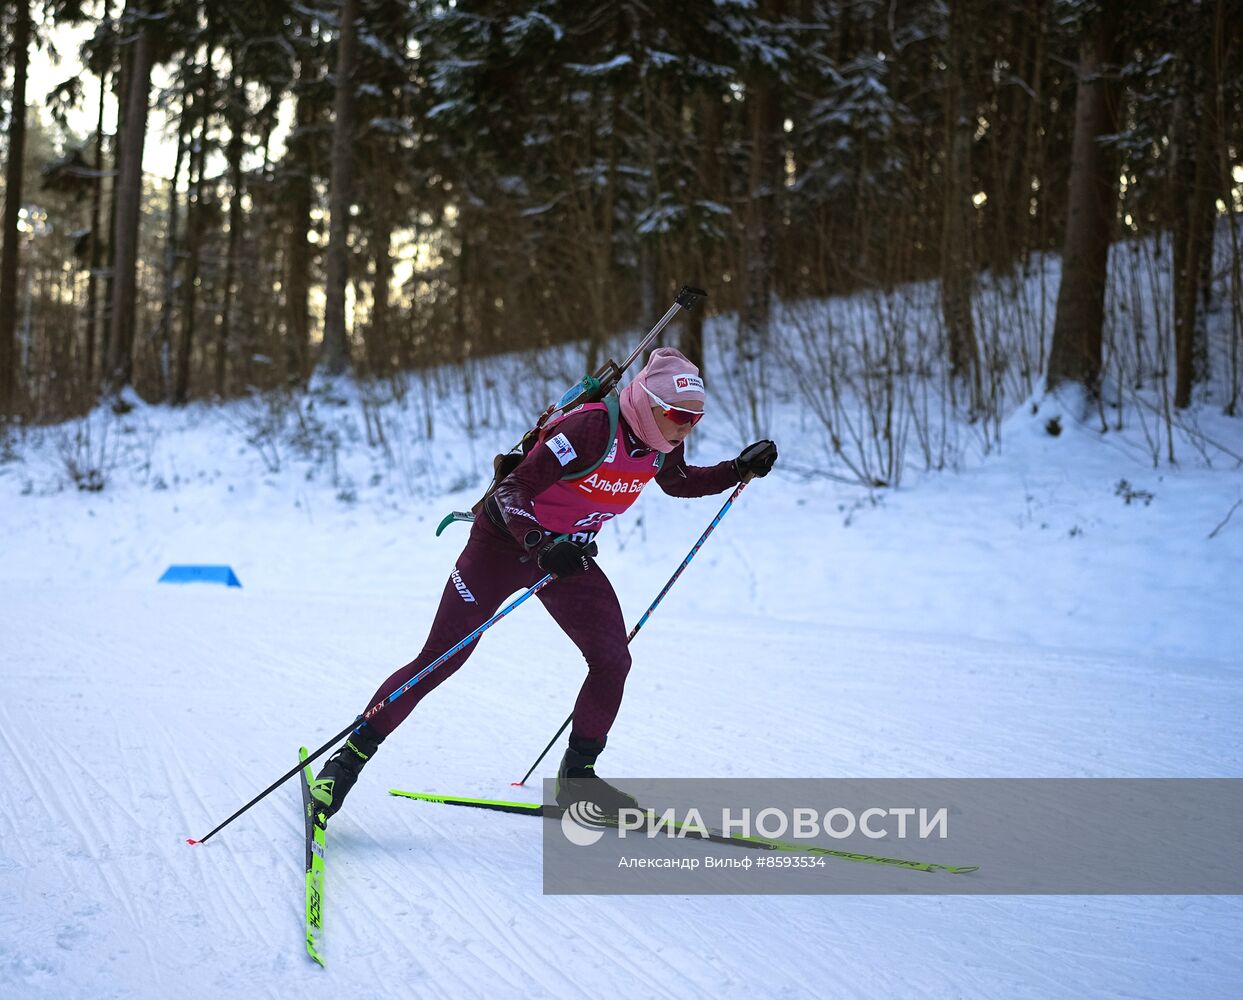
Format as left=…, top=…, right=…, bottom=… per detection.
left=299, top=747, right=327, bottom=966
left=389, top=788, right=978, bottom=874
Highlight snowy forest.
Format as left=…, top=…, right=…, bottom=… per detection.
left=4, top=4, right=1243, bottom=998
left=0, top=0, right=1240, bottom=446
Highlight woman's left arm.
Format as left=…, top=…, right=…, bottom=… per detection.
left=654, top=443, right=741, bottom=498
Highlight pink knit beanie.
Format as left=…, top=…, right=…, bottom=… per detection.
left=619, top=347, right=705, bottom=453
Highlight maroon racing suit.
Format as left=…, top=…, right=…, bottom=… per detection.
left=364, top=406, right=740, bottom=742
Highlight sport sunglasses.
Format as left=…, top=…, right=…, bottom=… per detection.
left=640, top=382, right=705, bottom=427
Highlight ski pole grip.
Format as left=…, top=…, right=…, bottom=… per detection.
left=676, top=285, right=707, bottom=311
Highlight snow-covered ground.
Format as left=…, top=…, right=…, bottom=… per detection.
left=2, top=304, right=1242, bottom=997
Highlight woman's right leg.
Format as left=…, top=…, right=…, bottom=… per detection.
left=367, top=521, right=540, bottom=737
left=311, top=520, right=537, bottom=817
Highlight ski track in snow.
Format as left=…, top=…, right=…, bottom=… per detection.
left=1, top=579, right=1240, bottom=999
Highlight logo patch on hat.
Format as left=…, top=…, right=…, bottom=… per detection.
left=672, top=373, right=705, bottom=394
left=546, top=433, right=578, bottom=466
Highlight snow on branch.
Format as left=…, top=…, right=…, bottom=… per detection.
left=566, top=55, right=633, bottom=77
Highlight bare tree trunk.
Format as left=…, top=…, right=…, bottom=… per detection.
left=284, top=183, right=313, bottom=384
left=639, top=240, right=655, bottom=330
left=680, top=91, right=722, bottom=376
left=940, top=0, right=981, bottom=410
left=219, top=76, right=245, bottom=397
left=239, top=120, right=272, bottom=391
left=174, top=78, right=209, bottom=406
left=0, top=0, right=32, bottom=417
left=1046, top=0, right=1122, bottom=394
left=1174, top=16, right=1219, bottom=409
left=284, top=24, right=316, bottom=386
left=739, top=76, right=781, bottom=353
left=736, top=22, right=783, bottom=441
left=683, top=287, right=707, bottom=374
left=1014, top=0, right=1047, bottom=268
left=156, top=92, right=190, bottom=403
left=584, top=50, right=624, bottom=373
left=106, top=0, right=159, bottom=396
left=319, top=0, right=360, bottom=377
left=101, top=54, right=129, bottom=382
left=85, top=0, right=112, bottom=399
left=1213, top=0, right=1241, bottom=415
left=367, top=226, right=393, bottom=376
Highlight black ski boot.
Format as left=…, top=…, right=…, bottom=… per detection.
left=310, top=723, right=385, bottom=820
left=555, top=735, right=639, bottom=813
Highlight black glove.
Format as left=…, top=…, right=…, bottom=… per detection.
left=537, top=538, right=596, bottom=577
left=735, top=440, right=778, bottom=480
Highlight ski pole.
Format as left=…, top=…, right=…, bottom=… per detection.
left=512, top=478, right=751, bottom=786
left=188, top=573, right=556, bottom=845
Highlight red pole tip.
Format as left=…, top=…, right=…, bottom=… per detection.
left=510, top=782, right=525, bottom=787
left=186, top=838, right=200, bottom=845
